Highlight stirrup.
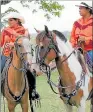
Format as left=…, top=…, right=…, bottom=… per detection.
left=31, top=89, right=40, bottom=100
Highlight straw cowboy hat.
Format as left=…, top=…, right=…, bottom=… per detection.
left=5, top=12, right=25, bottom=24
left=75, top=2, right=92, bottom=10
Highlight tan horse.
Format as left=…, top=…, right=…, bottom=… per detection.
left=2, top=36, right=33, bottom=112
left=36, top=26, right=93, bottom=112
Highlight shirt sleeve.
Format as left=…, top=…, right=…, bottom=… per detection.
left=70, top=22, right=77, bottom=47
left=0, top=30, right=5, bottom=47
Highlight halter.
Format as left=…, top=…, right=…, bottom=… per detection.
left=12, top=36, right=33, bottom=71
left=36, top=33, right=59, bottom=64
left=36, top=32, right=86, bottom=106
left=36, top=32, right=59, bottom=80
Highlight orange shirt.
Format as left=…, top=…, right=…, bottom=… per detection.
left=70, top=15, right=93, bottom=51
left=1, top=25, right=26, bottom=56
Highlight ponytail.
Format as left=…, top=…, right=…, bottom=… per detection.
left=18, top=20, right=22, bottom=26
left=12, top=18, right=22, bottom=26
left=85, top=7, right=93, bottom=14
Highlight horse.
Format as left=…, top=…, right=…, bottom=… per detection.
left=1, top=36, right=34, bottom=112
left=35, top=26, right=93, bottom=112
left=30, top=44, right=43, bottom=76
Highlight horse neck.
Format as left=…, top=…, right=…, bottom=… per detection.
left=55, top=37, right=83, bottom=92
left=8, top=51, right=25, bottom=95
left=12, top=51, right=22, bottom=69
left=11, top=51, right=24, bottom=84
left=55, top=56, right=76, bottom=93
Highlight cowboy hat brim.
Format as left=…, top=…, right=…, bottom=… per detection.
left=4, top=12, right=25, bottom=24
left=75, top=2, right=92, bottom=10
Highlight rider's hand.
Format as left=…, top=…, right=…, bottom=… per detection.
left=78, top=36, right=85, bottom=42
left=5, top=42, right=14, bottom=48
left=9, top=42, right=14, bottom=47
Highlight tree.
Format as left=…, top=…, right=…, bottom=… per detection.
left=1, top=0, right=64, bottom=19
left=1, top=0, right=64, bottom=29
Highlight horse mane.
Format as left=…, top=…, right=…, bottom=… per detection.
left=53, top=30, right=67, bottom=42
left=36, top=29, right=67, bottom=43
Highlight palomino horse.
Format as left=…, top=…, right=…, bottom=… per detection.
left=36, top=26, right=93, bottom=112
left=1, top=36, right=33, bottom=112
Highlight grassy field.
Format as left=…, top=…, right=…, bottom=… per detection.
left=1, top=70, right=91, bottom=112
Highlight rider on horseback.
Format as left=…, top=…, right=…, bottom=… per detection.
left=70, top=2, right=93, bottom=73
left=0, top=12, right=40, bottom=100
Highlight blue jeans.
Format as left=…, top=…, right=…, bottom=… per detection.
left=87, top=50, right=93, bottom=62
left=1, top=55, right=7, bottom=72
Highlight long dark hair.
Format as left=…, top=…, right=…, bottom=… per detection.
left=86, top=7, right=93, bottom=14
left=12, top=18, right=22, bottom=26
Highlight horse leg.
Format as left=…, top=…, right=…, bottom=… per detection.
left=64, top=104, right=73, bottom=112
left=21, top=91, right=29, bottom=112
left=7, top=101, right=16, bottom=112
left=91, top=98, right=93, bottom=112
left=77, top=98, right=86, bottom=112
left=21, top=102, right=28, bottom=112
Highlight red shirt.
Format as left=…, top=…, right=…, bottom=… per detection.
left=70, top=15, right=93, bottom=51
left=1, top=25, right=26, bottom=56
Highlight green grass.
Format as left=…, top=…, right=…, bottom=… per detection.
left=1, top=70, right=91, bottom=112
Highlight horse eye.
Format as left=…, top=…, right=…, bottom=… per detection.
left=18, top=44, right=22, bottom=47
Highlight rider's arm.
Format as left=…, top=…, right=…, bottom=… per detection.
left=70, top=23, right=77, bottom=47
left=0, top=28, right=18, bottom=48
left=0, top=30, right=5, bottom=47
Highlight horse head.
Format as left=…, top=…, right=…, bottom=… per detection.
left=14, top=36, right=32, bottom=69
left=36, top=25, right=58, bottom=65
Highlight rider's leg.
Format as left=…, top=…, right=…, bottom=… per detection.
left=1, top=55, right=7, bottom=72
left=26, top=69, right=40, bottom=100
left=87, top=50, right=93, bottom=62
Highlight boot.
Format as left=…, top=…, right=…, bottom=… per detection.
left=26, top=69, right=40, bottom=100
left=31, top=88, right=40, bottom=100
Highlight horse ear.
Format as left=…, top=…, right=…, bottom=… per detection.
left=34, top=28, right=40, bottom=33
left=45, top=25, right=49, bottom=36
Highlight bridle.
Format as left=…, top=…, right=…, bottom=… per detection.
left=36, top=32, right=59, bottom=64
left=36, top=32, right=86, bottom=106
left=12, top=36, right=33, bottom=71
left=36, top=32, right=59, bottom=80
left=4, top=36, right=33, bottom=102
